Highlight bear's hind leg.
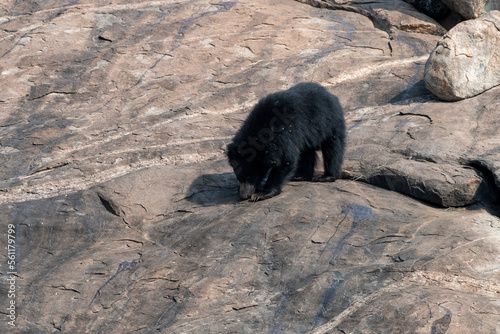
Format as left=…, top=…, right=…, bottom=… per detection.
left=314, top=134, right=344, bottom=182
left=293, top=149, right=316, bottom=181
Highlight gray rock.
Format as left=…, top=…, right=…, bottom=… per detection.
left=442, top=0, right=487, bottom=19
left=346, top=158, right=490, bottom=207
left=406, top=0, right=450, bottom=19
left=343, top=89, right=500, bottom=207
left=424, top=11, right=500, bottom=101
left=300, top=0, right=447, bottom=35
left=486, top=0, right=500, bottom=11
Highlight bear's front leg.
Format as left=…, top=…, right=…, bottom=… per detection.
left=250, top=188, right=281, bottom=201
left=250, top=162, right=295, bottom=201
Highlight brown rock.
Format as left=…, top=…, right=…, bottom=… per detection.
left=347, top=158, right=489, bottom=207
left=299, top=0, right=447, bottom=35
left=424, top=10, right=500, bottom=101
left=1, top=1, right=500, bottom=333
left=342, top=91, right=500, bottom=207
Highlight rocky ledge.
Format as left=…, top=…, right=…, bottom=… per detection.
left=1, top=0, right=499, bottom=333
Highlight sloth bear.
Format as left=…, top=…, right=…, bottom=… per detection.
left=227, top=82, right=346, bottom=201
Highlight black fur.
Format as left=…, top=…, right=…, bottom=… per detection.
left=227, top=82, right=346, bottom=201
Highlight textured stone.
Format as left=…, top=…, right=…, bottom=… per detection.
left=1, top=1, right=500, bottom=333
left=299, top=0, right=447, bottom=35
left=342, top=90, right=500, bottom=207
left=442, top=0, right=487, bottom=19
left=424, top=11, right=500, bottom=101
left=346, top=158, right=489, bottom=207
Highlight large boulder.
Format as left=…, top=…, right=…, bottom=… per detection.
left=406, top=0, right=450, bottom=19
left=442, top=0, right=487, bottom=19
left=424, top=10, right=500, bottom=101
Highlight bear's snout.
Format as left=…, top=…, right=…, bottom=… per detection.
left=239, top=182, right=255, bottom=200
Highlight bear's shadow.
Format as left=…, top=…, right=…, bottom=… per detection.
left=185, top=172, right=240, bottom=206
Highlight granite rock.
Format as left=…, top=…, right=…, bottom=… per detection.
left=1, top=0, right=500, bottom=333
left=442, top=0, right=488, bottom=19
left=424, top=10, right=500, bottom=101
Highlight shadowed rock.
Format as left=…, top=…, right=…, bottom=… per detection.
left=442, top=0, right=488, bottom=19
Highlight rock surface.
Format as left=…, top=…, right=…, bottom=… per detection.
left=405, top=0, right=450, bottom=19
left=442, top=0, right=487, bottom=19
left=424, top=10, right=500, bottom=101
left=1, top=0, right=500, bottom=333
